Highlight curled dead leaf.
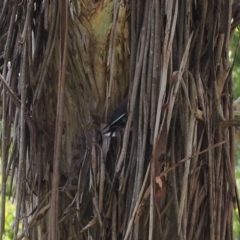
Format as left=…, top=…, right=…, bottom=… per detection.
left=155, top=176, right=163, bottom=189
left=155, top=176, right=165, bottom=199
left=195, top=109, right=204, bottom=121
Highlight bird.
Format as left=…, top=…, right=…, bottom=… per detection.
left=102, top=97, right=128, bottom=137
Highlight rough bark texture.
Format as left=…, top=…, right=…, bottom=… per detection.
left=0, top=0, right=240, bottom=239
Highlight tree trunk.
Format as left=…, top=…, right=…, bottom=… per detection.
left=0, top=0, right=239, bottom=239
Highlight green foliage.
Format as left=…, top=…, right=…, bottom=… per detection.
left=234, top=203, right=240, bottom=240
left=230, top=28, right=240, bottom=99
left=0, top=197, right=15, bottom=240
left=235, top=155, right=240, bottom=240
left=0, top=161, right=14, bottom=239
left=3, top=200, right=15, bottom=240
left=232, top=28, right=240, bottom=240
left=234, top=149, right=240, bottom=239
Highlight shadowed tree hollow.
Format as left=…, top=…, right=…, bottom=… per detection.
left=0, top=0, right=240, bottom=239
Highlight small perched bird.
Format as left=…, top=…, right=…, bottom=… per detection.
left=103, top=97, right=128, bottom=137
